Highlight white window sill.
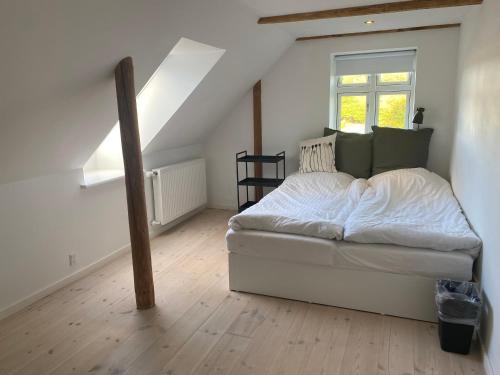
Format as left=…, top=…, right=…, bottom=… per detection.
left=80, top=169, right=125, bottom=188
left=80, top=169, right=154, bottom=188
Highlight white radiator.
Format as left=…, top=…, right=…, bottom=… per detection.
left=151, top=158, right=207, bottom=225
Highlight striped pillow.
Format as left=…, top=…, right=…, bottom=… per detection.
left=299, top=134, right=337, bottom=173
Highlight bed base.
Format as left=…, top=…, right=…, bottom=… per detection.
left=229, top=252, right=438, bottom=322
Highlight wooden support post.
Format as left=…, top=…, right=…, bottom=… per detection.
left=253, top=80, right=263, bottom=202
left=115, top=57, right=155, bottom=310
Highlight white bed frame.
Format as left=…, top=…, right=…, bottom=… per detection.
left=229, top=252, right=439, bottom=322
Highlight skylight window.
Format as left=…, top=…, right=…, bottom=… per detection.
left=82, top=38, right=225, bottom=187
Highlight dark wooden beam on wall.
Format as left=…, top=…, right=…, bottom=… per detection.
left=258, top=0, right=482, bottom=24
left=115, top=57, right=155, bottom=310
left=253, top=80, right=263, bottom=202
left=296, top=23, right=460, bottom=41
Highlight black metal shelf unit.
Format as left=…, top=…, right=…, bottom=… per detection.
left=236, top=150, right=285, bottom=212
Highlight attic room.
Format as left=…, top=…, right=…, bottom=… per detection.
left=0, top=0, right=499, bottom=374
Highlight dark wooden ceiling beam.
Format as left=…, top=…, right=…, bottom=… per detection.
left=296, top=23, right=460, bottom=41
left=258, top=0, right=482, bottom=24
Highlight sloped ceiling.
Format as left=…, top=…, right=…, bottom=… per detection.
left=0, top=0, right=292, bottom=184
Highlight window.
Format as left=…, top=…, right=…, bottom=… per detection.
left=82, top=38, right=225, bottom=187
left=338, top=94, right=367, bottom=133
left=377, top=72, right=411, bottom=85
left=376, top=92, right=410, bottom=129
left=330, top=51, right=416, bottom=133
left=339, top=74, right=369, bottom=86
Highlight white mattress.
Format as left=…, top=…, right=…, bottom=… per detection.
left=226, top=229, right=474, bottom=281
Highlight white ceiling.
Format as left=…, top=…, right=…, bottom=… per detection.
left=240, top=0, right=474, bottom=38
left=0, top=0, right=480, bottom=184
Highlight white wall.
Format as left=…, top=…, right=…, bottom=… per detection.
left=204, top=92, right=256, bottom=209
left=0, top=144, right=201, bottom=316
left=0, top=0, right=292, bottom=317
left=450, top=1, right=500, bottom=372
left=206, top=28, right=460, bottom=209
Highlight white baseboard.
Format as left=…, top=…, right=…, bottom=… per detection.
left=207, top=203, right=236, bottom=211
left=0, top=206, right=206, bottom=321
left=0, top=243, right=131, bottom=320
left=150, top=205, right=207, bottom=236
left=481, top=338, right=496, bottom=375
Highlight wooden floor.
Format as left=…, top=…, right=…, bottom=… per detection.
left=0, top=209, right=485, bottom=375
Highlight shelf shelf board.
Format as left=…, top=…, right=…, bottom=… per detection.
left=237, top=177, right=284, bottom=187
left=237, top=155, right=285, bottom=163
left=238, top=201, right=256, bottom=212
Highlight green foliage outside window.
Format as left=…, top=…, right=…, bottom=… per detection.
left=378, top=72, right=410, bottom=84
left=339, top=75, right=369, bottom=85
left=340, top=95, right=367, bottom=133
left=336, top=72, right=411, bottom=132
left=378, top=94, right=407, bottom=129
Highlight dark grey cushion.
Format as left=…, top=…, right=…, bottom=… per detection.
left=371, top=126, right=434, bottom=175
left=323, top=128, right=373, bottom=179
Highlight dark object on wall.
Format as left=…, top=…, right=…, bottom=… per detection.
left=436, top=280, right=482, bottom=355
left=371, top=126, right=433, bottom=175
left=236, top=150, right=285, bottom=212
left=412, top=107, right=425, bottom=130
left=115, top=57, right=155, bottom=310
left=324, top=128, right=372, bottom=179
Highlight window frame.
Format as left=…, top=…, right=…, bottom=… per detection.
left=330, top=72, right=415, bottom=132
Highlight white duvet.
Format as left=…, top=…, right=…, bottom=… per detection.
left=344, top=168, right=481, bottom=252
left=229, top=172, right=367, bottom=240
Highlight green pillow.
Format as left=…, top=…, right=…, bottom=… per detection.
left=371, top=126, right=433, bottom=175
left=323, top=128, right=372, bottom=179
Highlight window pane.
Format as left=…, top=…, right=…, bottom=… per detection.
left=339, top=75, right=369, bottom=85
left=377, top=93, right=408, bottom=129
left=378, top=72, right=410, bottom=84
left=339, top=95, right=367, bottom=133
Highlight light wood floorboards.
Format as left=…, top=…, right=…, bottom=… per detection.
left=0, top=209, right=485, bottom=375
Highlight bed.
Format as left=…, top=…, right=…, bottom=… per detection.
left=226, top=169, right=481, bottom=322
